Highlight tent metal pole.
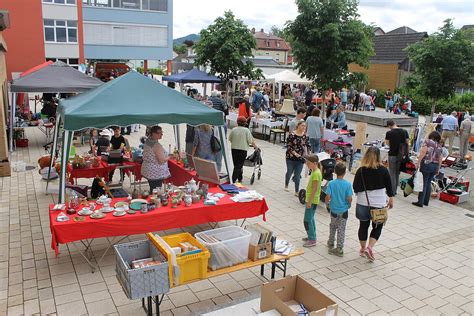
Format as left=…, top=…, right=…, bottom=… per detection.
left=217, top=125, right=230, bottom=180
left=46, top=114, right=61, bottom=192
left=58, top=130, right=72, bottom=203
left=9, top=93, right=16, bottom=153
left=176, top=124, right=181, bottom=151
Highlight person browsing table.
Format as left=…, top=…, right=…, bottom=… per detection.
left=229, top=116, right=257, bottom=183
left=285, top=120, right=310, bottom=196
left=141, top=125, right=171, bottom=191
left=108, top=126, right=130, bottom=184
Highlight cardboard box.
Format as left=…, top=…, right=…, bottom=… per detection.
left=0, top=160, right=11, bottom=177
left=261, top=275, right=338, bottom=316
left=248, top=242, right=272, bottom=261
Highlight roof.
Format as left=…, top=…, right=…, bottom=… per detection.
left=461, top=25, right=474, bottom=31
left=11, top=61, right=102, bottom=93
left=246, top=56, right=281, bottom=67
left=370, top=32, right=427, bottom=64
left=386, top=26, right=417, bottom=35
left=162, top=68, right=221, bottom=83
left=265, top=70, right=312, bottom=84
left=253, top=31, right=290, bottom=51
left=58, top=71, right=225, bottom=131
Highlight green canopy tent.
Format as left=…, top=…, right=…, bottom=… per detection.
left=55, top=71, right=228, bottom=202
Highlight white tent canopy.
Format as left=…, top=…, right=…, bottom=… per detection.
left=265, top=69, right=312, bottom=84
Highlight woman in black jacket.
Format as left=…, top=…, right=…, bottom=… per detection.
left=353, top=147, right=394, bottom=262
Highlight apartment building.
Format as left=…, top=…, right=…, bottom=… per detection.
left=2, top=0, right=173, bottom=79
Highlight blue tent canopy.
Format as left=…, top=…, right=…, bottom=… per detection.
left=162, top=69, right=221, bottom=84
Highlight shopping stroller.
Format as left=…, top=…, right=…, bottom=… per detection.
left=298, top=155, right=337, bottom=210
left=244, top=148, right=263, bottom=185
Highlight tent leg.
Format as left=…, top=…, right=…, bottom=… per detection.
left=217, top=126, right=230, bottom=180
left=176, top=124, right=181, bottom=151
left=59, top=130, right=72, bottom=203
left=9, top=93, right=16, bottom=153
left=46, top=115, right=61, bottom=192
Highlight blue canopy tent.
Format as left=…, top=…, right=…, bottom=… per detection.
left=162, top=68, right=222, bottom=84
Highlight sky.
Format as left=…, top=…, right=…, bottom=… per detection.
left=173, top=0, right=473, bottom=38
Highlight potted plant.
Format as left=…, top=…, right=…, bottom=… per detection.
left=14, top=128, right=28, bottom=147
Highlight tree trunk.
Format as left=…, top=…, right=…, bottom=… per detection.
left=429, top=99, right=436, bottom=123
left=321, top=89, right=326, bottom=124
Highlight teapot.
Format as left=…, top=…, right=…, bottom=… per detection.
left=184, top=178, right=200, bottom=192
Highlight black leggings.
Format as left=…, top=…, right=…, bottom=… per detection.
left=358, top=220, right=383, bottom=241
left=231, top=149, right=247, bottom=183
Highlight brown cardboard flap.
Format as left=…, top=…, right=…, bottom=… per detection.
left=261, top=276, right=338, bottom=316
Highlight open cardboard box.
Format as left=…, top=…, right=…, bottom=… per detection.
left=261, top=275, right=338, bottom=316
left=248, top=242, right=272, bottom=261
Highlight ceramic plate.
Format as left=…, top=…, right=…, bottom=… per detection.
left=127, top=209, right=136, bottom=215
left=90, top=212, right=106, bottom=219
left=114, top=206, right=129, bottom=212
left=113, top=211, right=126, bottom=217
left=100, top=206, right=114, bottom=213
left=130, top=199, right=147, bottom=204
left=130, top=202, right=144, bottom=210
left=78, top=208, right=93, bottom=216
left=114, top=201, right=129, bottom=208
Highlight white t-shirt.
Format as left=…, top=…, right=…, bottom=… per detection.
left=356, top=189, right=388, bottom=208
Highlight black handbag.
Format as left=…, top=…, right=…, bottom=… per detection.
left=210, top=129, right=222, bottom=153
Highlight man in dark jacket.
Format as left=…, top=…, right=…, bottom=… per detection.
left=209, top=90, right=228, bottom=117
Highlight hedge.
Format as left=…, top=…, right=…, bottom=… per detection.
left=136, top=67, right=165, bottom=75
left=373, top=89, right=473, bottom=115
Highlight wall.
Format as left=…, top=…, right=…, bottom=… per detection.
left=2, top=0, right=45, bottom=80
left=253, top=49, right=288, bottom=65
left=349, top=63, right=399, bottom=92
left=82, top=0, right=172, bottom=60
left=0, top=33, right=8, bottom=158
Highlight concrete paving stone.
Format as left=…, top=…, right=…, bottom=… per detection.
left=401, top=297, right=426, bottom=310
left=7, top=294, right=23, bottom=307
left=38, top=287, right=54, bottom=301
left=403, top=284, right=434, bottom=301
left=24, top=298, right=40, bottom=315
left=86, top=298, right=117, bottom=314
left=8, top=283, right=23, bottom=297
left=371, top=294, right=403, bottom=313
left=116, top=301, right=152, bottom=315
left=77, top=271, right=104, bottom=286
left=430, top=274, right=460, bottom=289
left=238, top=276, right=265, bottom=289
left=7, top=304, right=24, bottom=316
left=352, top=284, right=383, bottom=300
left=186, top=279, right=215, bottom=293
left=438, top=303, right=465, bottom=315
left=423, top=295, right=448, bottom=309
left=171, top=305, right=191, bottom=316
left=167, top=289, right=199, bottom=308
left=227, top=290, right=250, bottom=301
left=23, top=286, right=38, bottom=300
left=53, top=283, right=81, bottom=296
left=444, top=293, right=470, bottom=307
left=54, top=291, right=84, bottom=305
left=80, top=281, right=108, bottom=294
left=330, top=286, right=360, bottom=302
left=83, top=289, right=111, bottom=303
left=110, top=289, right=134, bottom=307
left=213, top=279, right=244, bottom=295
left=37, top=278, right=52, bottom=289
left=56, top=299, right=87, bottom=316
left=414, top=305, right=442, bottom=316
left=195, top=288, right=223, bottom=301
left=51, top=273, right=78, bottom=288
left=381, top=286, right=411, bottom=301
left=211, top=295, right=232, bottom=306
left=187, top=299, right=216, bottom=313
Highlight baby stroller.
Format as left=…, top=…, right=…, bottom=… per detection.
left=244, top=148, right=263, bottom=185
left=298, top=154, right=337, bottom=209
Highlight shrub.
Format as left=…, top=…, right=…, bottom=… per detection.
left=136, top=67, right=165, bottom=75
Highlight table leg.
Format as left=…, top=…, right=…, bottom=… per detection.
left=271, top=262, right=276, bottom=279
left=147, top=296, right=152, bottom=316
left=260, top=264, right=265, bottom=277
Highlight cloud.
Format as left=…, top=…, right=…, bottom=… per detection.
left=173, top=0, right=473, bottom=38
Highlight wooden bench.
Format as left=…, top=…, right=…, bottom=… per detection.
left=142, top=249, right=304, bottom=316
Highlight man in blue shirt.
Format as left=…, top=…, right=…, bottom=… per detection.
left=325, top=162, right=353, bottom=256
left=330, top=106, right=347, bottom=130
left=441, top=111, right=459, bottom=154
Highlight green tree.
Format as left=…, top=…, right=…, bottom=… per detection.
left=406, top=19, right=474, bottom=120
left=286, top=0, right=374, bottom=116
left=270, top=25, right=290, bottom=40
left=194, top=11, right=262, bottom=84
left=173, top=44, right=187, bottom=54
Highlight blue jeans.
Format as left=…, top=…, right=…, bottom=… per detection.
left=285, top=159, right=304, bottom=192
left=418, top=162, right=438, bottom=206
left=304, top=204, right=317, bottom=241
left=309, top=138, right=321, bottom=153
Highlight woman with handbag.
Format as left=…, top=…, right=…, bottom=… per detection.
left=192, top=124, right=219, bottom=168
left=285, top=120, right=310, bottom=196
left=412, top=131, right=443, bottom=207
left=353, top=147, right=394, bottom=262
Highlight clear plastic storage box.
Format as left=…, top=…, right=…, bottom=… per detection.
left=195, top=225, right=251, bottom=270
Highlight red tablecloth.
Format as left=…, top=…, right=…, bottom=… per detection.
left=49, top=187, right=268, bottom=255
left=168, top=159, right=218, bottom=187
left=67, top=162, right=108, bottom=184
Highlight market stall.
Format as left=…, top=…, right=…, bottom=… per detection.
left=56, top=71, right=229, bottom=203
left=9, top=61, right=102, bottom=151
left=162, top=68, right=221, bottom=96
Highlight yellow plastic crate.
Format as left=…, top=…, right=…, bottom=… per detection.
left=147, top=232, right=210, bottom=287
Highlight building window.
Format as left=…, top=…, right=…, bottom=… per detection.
left=265, top=40, right=270, bottom=47
left=43, top=0, right=76, bottom=4
left=83, top=0, right=167, bottom=11
left=84, top=22, right=168, bottom=47
left=43, top=19, right=78, bottom=43
left=277, top=41, right=280, bottom=48
left=46, top=58, right=79, bottom=69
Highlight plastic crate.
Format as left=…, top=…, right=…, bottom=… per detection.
left=147, top=232, right=210, bottom=287
left=195, top=226, right=251, bottom=271
left=114, top=240, right=170, bottom=300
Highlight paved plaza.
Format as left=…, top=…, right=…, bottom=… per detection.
left=1, top=116, right=473, bottom=315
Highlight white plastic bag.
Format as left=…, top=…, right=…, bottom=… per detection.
left=413, top=171, right=423, bottom=192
